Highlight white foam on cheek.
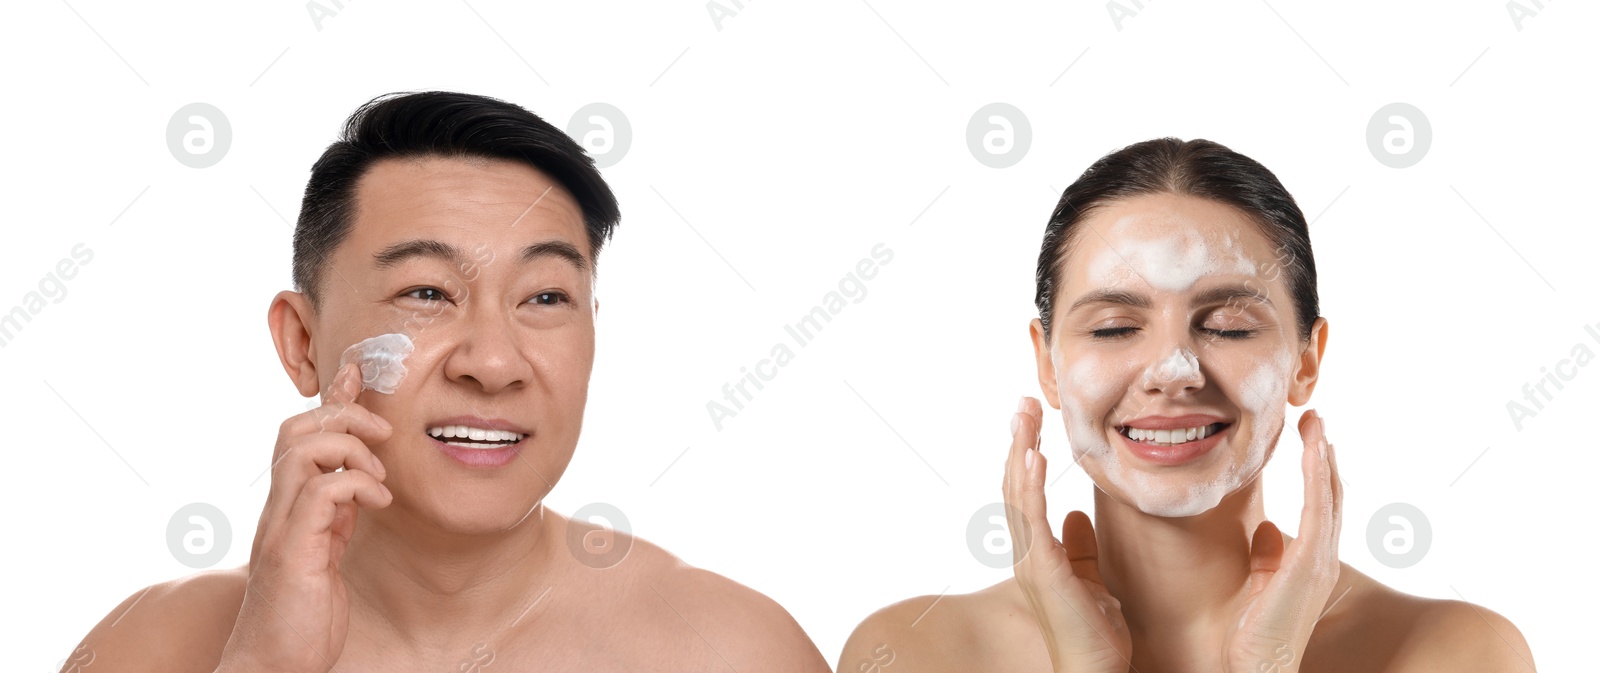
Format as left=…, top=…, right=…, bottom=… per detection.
left=1060, top=352, right=1115, bottom=462
left=1061, top=340, right=1294, bottom=518
left=338, top=333, right=415, bottom=394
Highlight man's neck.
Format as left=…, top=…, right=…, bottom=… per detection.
left=340, top=501, right=563, bottom=647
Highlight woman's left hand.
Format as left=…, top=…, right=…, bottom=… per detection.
left=1223, top=409, right=1343, bottom=672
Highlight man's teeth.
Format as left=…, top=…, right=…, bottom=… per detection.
left=427, top=425, right=525, bottom=449
left=1121, top=423, right=1223, bottom=445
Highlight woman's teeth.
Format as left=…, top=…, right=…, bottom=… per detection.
left=427, top=425, right=525, bottom=449
left=1120, top=422, right=1225, bottom=446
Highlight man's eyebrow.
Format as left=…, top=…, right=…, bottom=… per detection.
left=372, top=239, right=591, bottom=273
left=373, top=239, right=463, bottom=268
left=521, top=240, right=589, bottom=272
left=1066, top=283, right=1274, bottom=315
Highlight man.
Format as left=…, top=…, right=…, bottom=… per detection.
left=71, top=91, right=828, bottom=671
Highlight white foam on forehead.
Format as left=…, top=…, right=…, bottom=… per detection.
left=1083, top=217, right=1258, bottom=294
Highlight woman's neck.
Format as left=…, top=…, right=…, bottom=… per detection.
left=340, top=501, right=563, bottom=647
left=1093, top=479, right=1266, bottom=647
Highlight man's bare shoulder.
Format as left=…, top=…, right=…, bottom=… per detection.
left=1310, top=564, right=1535, bottom=673
left=561, top=518, right=828, bottom=672
left=69, top=565, right=246, bottom=673
left=839, top=579, right=1048, bottom=673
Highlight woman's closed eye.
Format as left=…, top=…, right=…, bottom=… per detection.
left=1087, top=326, right=1256, bottom=340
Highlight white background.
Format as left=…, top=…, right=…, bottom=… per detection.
left=2, top=0, right=1594, bottom=669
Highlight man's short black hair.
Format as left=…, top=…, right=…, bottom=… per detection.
left=293, top=91, right=621, bottom=308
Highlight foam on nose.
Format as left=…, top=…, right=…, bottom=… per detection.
left=1143, top=346, right=1201, bottom=389
left=338, top=333, right=415, bottom=394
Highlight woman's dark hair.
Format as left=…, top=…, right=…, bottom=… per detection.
left=293, top=91, right=621, bottom=308
left=1034, top=138, right=1319, bottom=342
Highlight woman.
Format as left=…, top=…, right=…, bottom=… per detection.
left=840, top=139, right=1533, bottom=672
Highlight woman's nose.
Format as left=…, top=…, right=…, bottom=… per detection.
left=1141, top=344, right=1204, bottom=395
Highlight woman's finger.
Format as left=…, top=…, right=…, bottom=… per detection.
left=1061, top=510, right=1103, bottom=586
left=1294, top=409, right=1333, bottom=551
left=1002, top=397, right=1052, bottom=572
left=1246, top=520, right=1284, bottom=604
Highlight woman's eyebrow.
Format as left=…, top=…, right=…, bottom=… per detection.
left=1067, top=283, right=1274, bottom=315
left=1068, top=288, right=1150, bottom=314
left=1191, top=283, right=1274, bottom=309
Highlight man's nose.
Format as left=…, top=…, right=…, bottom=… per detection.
left=442, top=308, right=533, bottom=394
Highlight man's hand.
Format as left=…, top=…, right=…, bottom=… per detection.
left=215, top=363, right=394, bottom=673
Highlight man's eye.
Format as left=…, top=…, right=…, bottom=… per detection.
left=529, top=291, right=570, bottom=306
left=404, top=287, right=448, bottom=302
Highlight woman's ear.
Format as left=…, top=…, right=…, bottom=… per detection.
left=1030, top=318, right=1063, bottom=410
left=1287, top=317, right=1329, bottom=406
left=268, top=290, right=322, bottom=398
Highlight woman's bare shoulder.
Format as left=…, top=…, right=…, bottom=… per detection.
left=839, top=578, right=1049, bottom=673
left=1309, top=563, right=1534, bottom=673
left=69, top=565, right=247, bottom=673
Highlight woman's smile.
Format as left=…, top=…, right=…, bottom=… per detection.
left=1114, top=416, right=1234, bottom=466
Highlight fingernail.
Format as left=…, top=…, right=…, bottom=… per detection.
left=1025, top=448, right=1036, bottom=470
left=376, top=458, right=387, bottom=479
left=1017, top=396, right=1027, bottom=412
left=1010, top=413, right=1020, bottom=436
left=376, top=415, right=393, bottom=431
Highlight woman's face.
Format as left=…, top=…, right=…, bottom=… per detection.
left=1031, top=191, right=1324, bottom=517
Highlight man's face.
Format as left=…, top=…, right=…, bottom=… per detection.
left=311, top=155, right=595, bottom=533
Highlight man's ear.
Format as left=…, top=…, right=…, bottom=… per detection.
left=1030, top=318, right=1062, bottom=410
left=1287, top=316, right=1329, bottom=406
left=269, top=290, right=322, bottom=398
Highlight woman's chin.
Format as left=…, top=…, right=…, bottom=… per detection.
left=1084, top=446, right=1254, bottom=518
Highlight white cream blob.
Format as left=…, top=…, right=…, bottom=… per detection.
left=338, top=333, right=415, bottom=394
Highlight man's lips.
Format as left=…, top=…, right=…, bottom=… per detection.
left=426, top=415, right=530, bottom=448
left=424, top=415, right=530, bottom=469
left=427, top=415, right=530, bottom=435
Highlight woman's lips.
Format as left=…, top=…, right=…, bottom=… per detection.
left=430, top=434, right=523, bottom=468
left=1115, top=422, right=1229, bottom=466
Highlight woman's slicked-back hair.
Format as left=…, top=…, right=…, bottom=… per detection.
left=1034, top=138, right=1319, bottom=342
left=292, top=91, right=621, bottom=308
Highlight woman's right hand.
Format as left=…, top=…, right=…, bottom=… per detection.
left=216, top=363, right=395, bottom=673
left=1004, top=396, right=1133, bottom=673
